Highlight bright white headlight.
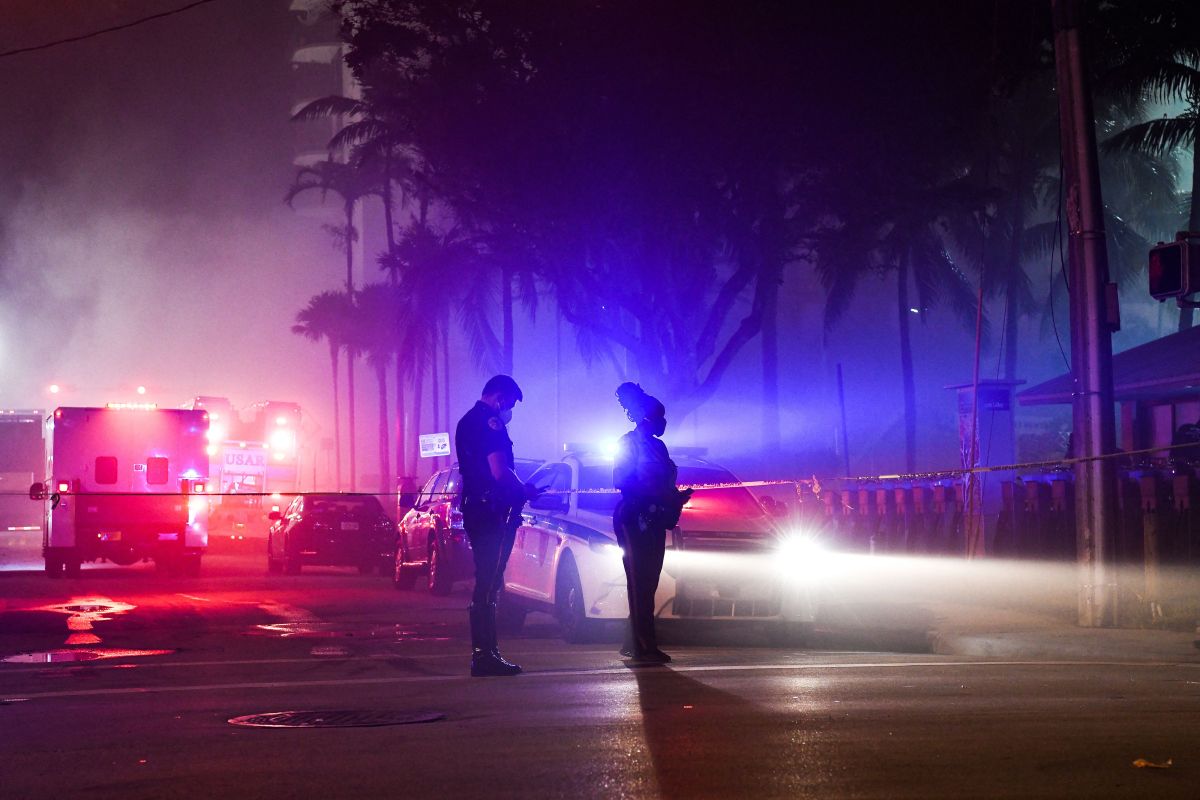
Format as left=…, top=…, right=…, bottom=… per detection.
left=776, top=533, right=825, bottom=569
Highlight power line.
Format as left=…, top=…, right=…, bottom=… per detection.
left=0, top=0, right=223, bottom=60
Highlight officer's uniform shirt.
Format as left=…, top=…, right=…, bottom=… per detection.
left=613, top=429, right=677, bottom=502
left=455, top=401, right=514, bottom=502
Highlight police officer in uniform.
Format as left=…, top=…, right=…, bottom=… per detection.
left=613, top=382, right=692, bottom=664
left=456, top=375, right=541, bottom=677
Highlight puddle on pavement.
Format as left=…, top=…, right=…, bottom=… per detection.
left=248, top=622, right=451, bottom=642
left=32, top=597, right=138, bottom=646
left=3, top=648, right=174, bottom=664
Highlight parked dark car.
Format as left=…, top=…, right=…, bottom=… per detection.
left=267, top=493, right=396, bottom=575
left=393, top=459, right=542, bottom=594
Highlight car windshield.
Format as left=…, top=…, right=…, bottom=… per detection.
left=307, top=495, right=385, bottom=517
left=513, top=459, right=543, bottom=482
left=576, top=465, right=619, bottom=514
left=576, top=463, right=765, bottom=518
left=676, top=466, right=736, bottom=486
left=677, top=466, right=765, bottom=517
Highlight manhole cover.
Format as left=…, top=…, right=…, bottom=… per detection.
left=228, top=710, right=444, bottom=728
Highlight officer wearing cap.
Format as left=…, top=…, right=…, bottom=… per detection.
left=456, top=374, right=541, bottom=677
left=613, top=382, right=692, bottom=664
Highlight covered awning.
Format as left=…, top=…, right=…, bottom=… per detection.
left=1019, top=324, right=1200, bottom=405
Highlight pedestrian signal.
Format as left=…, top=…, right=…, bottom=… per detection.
left=1148, top=240, right=1200, bottom=301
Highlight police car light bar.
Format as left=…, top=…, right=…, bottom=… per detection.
left=106, top=402, right=158, bottom=410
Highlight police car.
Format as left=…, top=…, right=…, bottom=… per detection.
left=498, top=445, right=818, bottom=643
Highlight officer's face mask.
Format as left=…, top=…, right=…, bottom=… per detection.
left=499, top=407, right=513, bottom=425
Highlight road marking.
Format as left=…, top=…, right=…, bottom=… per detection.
left=3, top=659, right=1196, bottom=701
left=0, top=649, right=621, bottom=675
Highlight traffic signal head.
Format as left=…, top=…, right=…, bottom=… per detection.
left=1148, top=240, right=1200, bottom=301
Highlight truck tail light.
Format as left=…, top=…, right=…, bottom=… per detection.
left=194, top=482, right=206, bottom=494
left=57, top=481, right=70, bottom=493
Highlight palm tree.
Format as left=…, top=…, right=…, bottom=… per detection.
left=1100, top=0, right=1200, bottom=329
left=816, top=174, right=983, bottom=472
left=951, top=72, right=1060, bottom=382
left=292, top=291, right=355, bottom=491
left=286, top=159, right=384, bottom=492
left=382, top=218, right=491, bottom=469
left=291, top=95, right=415, bottom=258
left=354, top=283, right=400, bottom=494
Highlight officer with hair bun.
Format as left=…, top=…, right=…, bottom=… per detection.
left=456, top=374, right=542, bottom=677
left=613, top=382, right=693, bottom=664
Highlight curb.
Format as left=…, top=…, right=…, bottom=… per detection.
left=930, top=629, right=1200, bottom=663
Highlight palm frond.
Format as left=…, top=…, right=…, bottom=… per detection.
left=1103, top=116, right=1197, bottom=157
left=1021, top=220, right=1060, bottom=262
left=1105, top=213, right=1153, bottom=288
left=458, top=278, right=502, bottom=372
left=1103, top=59, right=1200, bottom=107
left=290, top=95, right=367, bottom=123
left=330, top=119, right=396, bottom=152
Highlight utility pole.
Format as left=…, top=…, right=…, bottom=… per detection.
left=1051, top=0, right=1120, bottom=627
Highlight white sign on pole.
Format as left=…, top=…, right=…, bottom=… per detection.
left=419, top=432, right=451, bottom=458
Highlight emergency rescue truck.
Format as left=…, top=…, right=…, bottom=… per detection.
left=189, top=396, right=302, bottom=534
left=0, top=410, right=45, bottom=567
left=31, top=405, right=210, bottom=578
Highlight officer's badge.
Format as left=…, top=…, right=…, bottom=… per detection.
left=487, top=416, right=503, bottom=431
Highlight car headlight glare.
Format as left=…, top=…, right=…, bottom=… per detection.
left=777, top=533, right=824, bottom=567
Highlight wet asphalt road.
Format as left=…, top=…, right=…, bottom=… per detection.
left=1, top=543, right=1198, bottom=799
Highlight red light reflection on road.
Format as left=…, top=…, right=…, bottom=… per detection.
left=33, top=597, right=136, bottom=646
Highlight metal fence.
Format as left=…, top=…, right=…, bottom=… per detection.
left=792, top=467, right=1200, bottom=567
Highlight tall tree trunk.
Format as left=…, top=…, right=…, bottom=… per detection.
left=347, top=347, right=357, bottom=492
left=897, top=257, right=917, bottom=472
left=430, top=340, right=441, bottom=434
left=761, top=266, right=781, bottom=453
left=442, top=322, right=451, bottom=455
left=344, top=202, right=357, bottom=492
left=1182, top=136, right=1199, bottom=331
left=329, top=341, right=341, bottom=492
left=344, top=204, right=356, bottom=294
left=759, top=186, right=784, bottom=453
left=1004, top=199, right=1026, bottom=380
left=376, top=360, right=390, bottom=495
left=501, top=266, right=514, bottom=375
left=382, top=148, right=396, bottom=258
left=410, top=362, right=424, bottom=476
left=395, top=352, right=407, bottom=480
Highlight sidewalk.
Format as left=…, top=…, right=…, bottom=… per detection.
left=812, top=600, right=1200, bottom=663
left=926, top=603, right=1200, bottom=662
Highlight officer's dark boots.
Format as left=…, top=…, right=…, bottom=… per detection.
left=469, top=602, right=521, bottom=677
left=485, top=602, right=522, bottom=673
